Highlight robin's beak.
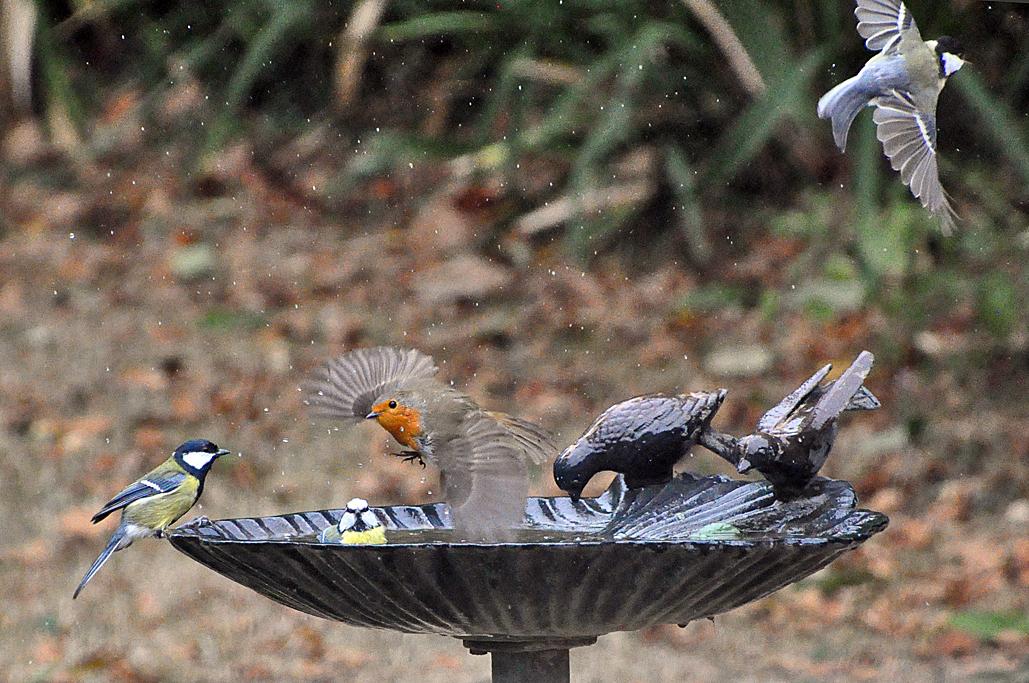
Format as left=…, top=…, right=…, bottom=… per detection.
left=365, top=411, right=379, bottom=420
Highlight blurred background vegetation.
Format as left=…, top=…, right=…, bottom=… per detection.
left=2, top=0, right=1027, bottom=350
left=1, top=1, right=1027, bottom=681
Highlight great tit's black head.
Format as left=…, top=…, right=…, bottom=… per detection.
left=553, top=441, right=600, bottom=502
left=174, top=439, right=231, bottom=473
left=934, top=36, right=966, bottom=77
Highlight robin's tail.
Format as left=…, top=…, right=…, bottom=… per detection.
left=487, top=411, right=557, bottom=466
left=73, top=526, right=132, bottom=599
left=817, top=75, right=872, bottom=152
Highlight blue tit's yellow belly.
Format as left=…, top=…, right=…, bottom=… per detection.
left=122, top=477, right=200, bottom=530
left=341, top=527, right=387, bottom=545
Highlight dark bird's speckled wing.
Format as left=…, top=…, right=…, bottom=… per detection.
left=873, top=90, right=956, bottom=233
left=810, top=351, right=876, bottom=431
left=303, top=347, right=438, bottom=423
left=441, top=412, right=528, bottom=538
left=756, top=364, right=832, bottom=434
left=855, top=0, right=920, bottom=54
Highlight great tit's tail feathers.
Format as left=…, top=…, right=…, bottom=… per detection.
left=487, top=411, right=558, bottom=466
left=73, top=528, right=133, bottom=599
left=817, top=76, right=871, bottom=152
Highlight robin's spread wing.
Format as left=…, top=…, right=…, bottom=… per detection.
left=441, top=413, right=528, bottom=538
left=873, top=90, right=956, bottom=232
left=855, top=0, right=920, bottom=54
left=810, top=351, right=875, bottom=431
left=757, top=364, right=832, bottom=433
left=91, top=471, right=188, bottom=524
left=485, top=411, right=557, bottom=466
left=303, top=347, right=438, bottom=422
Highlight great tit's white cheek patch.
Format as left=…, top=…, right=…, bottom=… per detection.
left=942, top=53, right=965, bottom=76
left=360, top=511, right=380, bottom=528
left=182, top=451, right=216, bottom=470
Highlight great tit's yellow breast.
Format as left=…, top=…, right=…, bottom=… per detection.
left=123, top=476, right=200, bottom=529
left=342, top=527, right=387, bottom=545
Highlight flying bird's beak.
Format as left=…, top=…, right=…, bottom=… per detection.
left=365, top=411, right=379, bottom=420
left=216, top=449, right=231, bottom=457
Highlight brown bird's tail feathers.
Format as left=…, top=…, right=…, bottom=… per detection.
left=486, top=411, right=558, bottom=465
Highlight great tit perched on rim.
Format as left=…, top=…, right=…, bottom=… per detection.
left=318, top=498, right=387, bottom=544
left=73, top=439, right=232, bottom=599
left=817, top=0, right=966, bottom=232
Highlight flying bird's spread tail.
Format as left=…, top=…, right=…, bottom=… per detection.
left=817, top=75, right=872, bottom=152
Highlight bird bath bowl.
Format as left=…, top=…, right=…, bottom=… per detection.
left=168, top=473, right=887, bottom=681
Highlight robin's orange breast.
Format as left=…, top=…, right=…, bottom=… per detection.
left=374, top=407, right=423, bottom=450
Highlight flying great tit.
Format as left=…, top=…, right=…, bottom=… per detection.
left=817, top=0, right=966, bottom=231
left=73, top=439, right=232, bottom=599
left=318, top=498, right=386, bottom=545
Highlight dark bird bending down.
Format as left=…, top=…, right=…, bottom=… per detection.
left=817, top=0, right=966, bottom=231
left=699, top=352, right=880, bottom=500
left=304, top=347, right=557, bottom=537
left=553, top=390, right=727, bottom=501
left=74, top=439, right=232, bottom=598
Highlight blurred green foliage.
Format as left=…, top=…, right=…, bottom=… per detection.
left=21, top=0, right=1029, bottom=343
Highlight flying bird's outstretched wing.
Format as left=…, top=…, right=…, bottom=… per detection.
left=873, top=90, right=957, bottom=232
left=441, top=412, right=528, bottom=539
left=303, top=347, right=439, bottom=422
left=855, top=0, right=920, bottom=54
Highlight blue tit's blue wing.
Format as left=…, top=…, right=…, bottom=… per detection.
left=855, top=0, right=920, bottom=54
left=91, top=471, right=188, bottom=523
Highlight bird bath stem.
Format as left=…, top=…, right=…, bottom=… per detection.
left=168, top=475, right=887, bottom=682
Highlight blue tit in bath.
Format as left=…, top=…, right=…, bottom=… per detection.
left=318, top=498, right=386, bottom=545
left=73, top=439, right=232, bottom=598
left=817, top=0, right=967, bottom=231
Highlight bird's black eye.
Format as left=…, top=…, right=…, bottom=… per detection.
left=388, top=400, right=397, bottom=409
left=204, top=442, right=218, bottom=453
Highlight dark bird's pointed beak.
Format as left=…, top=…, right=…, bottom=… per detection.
left=736, top=458, right=751, bottom=473
left=365, top=411, right=379, bottom=420
left=216, top=448, right=232, bottom=457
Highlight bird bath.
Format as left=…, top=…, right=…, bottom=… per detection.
left=168, top=473, right=886, bottom=682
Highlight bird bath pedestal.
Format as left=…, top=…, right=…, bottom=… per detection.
left=168, top=474, right=887, bottom=682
